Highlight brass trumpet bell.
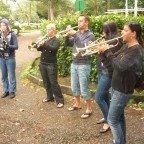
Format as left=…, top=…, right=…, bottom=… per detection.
left=28, top=43, right=38, bottom=51
left=28, top=34, right=47, bottom=51
left=73, top=36, right=123, bottom=57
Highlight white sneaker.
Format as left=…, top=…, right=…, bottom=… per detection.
left=42, top=98, right=48, bottom=103
left=57, top=103, right=64, bottom=108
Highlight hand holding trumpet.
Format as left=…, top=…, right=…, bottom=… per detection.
left=58, top=25, right=78, bottom=37
left=38, top=40, right=45, bottom=46
left=73, top=36, right=123, bottom=57
left=31, top=40, right=45, bottom=49
left=97, top=41, right=111, bottom=54
left=28, top=34, right=48, bottom=50
left=65, top=25, right=77, bottom=36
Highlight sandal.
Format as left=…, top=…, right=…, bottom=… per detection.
left=96, top=118, right=105, bottom=124
left=81, top=112, right=92, bottom=119
left=68, top=106, right=82, bottom=111
left=100, top=126, right=110, bottom=133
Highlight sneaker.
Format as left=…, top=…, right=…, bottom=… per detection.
left=1, top=92, right=9, bottom=98
left=9, top=92, right=15, bottom=99
left=42, top=98, right=54, bottom=103
left=57, top=103, right=64, bottom=108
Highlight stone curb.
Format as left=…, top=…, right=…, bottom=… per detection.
left=27, top=74, right=144, bottom=102
left=27, top=74, right=73, bottom=96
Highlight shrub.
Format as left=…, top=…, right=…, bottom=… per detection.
left=36, top=14, right=144, bottom=82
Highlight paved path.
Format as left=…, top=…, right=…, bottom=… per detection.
left=0, top=31, right=144, bottom=144
left=16, top=31, right=40, bottom=66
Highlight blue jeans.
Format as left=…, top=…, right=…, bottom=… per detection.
left=108, top=89, right=131, bottom=144
left=71, top=63, right=91, bottom=100
left=94, top=73, right=111, bottom=123
left=39, top=63, right=64, bottom=104
left=0, top=58, right=16, bottom=93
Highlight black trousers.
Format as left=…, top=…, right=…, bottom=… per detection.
left=39, top=63, right=64, bottom=104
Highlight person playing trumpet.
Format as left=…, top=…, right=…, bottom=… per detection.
left=94, top=21, right=123, bottom=133
left=37, top=23, right=64, bottom=108
left=99, top=22, right=143, bottom=144
left=64, top=14, right=95, bottom=118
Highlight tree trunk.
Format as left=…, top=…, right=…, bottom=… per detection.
left=48, top=0, right=54, bottom=20
left=94, top=0, right=97, bottom=16
left=29, top=2, right=31, bottom=23
left=107, top=0, right=111, bottom=10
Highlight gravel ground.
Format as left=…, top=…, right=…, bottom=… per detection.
left=0, top=31, right=144, bottom=144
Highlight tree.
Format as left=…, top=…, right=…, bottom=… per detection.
left=0, top=0, right=11, bottom=18
left=85, top=0, right=107, bottom=16
left=29, top=0, right=75, bottom=20
left=7, top=0, right=40, bottom=23
left=85, top=0, right=144, bottom=16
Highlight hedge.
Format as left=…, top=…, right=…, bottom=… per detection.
left=39, top=14, right=144, bottom=82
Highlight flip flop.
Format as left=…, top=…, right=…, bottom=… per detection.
left=81, top=112, right=92, bottom=119
left=96, top=118, right=105, bottom=124
left=100, top=126, right=110, bottom=133
left=68, top=106, right=82, bottom=111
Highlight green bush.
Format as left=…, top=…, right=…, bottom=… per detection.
left=128, top=99, right=136, bottom=105
left=138, top=102, right=144, bottom=108
left=37, top=14, right=144, bottom=82
left=12, top=25, right=21, bottom=35
left=21, top=23, right=40, bottom=31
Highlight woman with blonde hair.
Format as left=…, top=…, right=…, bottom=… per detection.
left=37, top=23, right=64, bottom=108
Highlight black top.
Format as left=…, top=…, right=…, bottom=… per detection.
left=104, top=44, right=143, bottom=94
left=97, top=36, right=123, bottom=78
left=37, top=36, right=60, bottom=64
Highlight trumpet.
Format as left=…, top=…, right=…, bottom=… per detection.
left=73, top=36, right=123, bottom=57
left=28, top=34, right=48, bottom=51
left=57, top=25, right=78, bottom=37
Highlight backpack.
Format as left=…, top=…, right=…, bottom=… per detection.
left=135, top=48, right=144, bottom=90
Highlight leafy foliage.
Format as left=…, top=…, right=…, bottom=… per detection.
left=29, top=0, right=75, bottom=19
left=36, top=14, right=144, bottom=82
left=138, top=102, right=144, bottom=108
left=85, top=0, right=144, bottom=15
left=128, top=99, right=136, bottom=105
left=128, top=99, right=144, bottom=109
left=0, top=0, right=11, bottom=18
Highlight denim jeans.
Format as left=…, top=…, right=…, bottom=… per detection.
left=71, top=63, right=91, bottom=100
left=94, top=73, right=111, bottom=123
left=108, top=89, right=131, bottom=144
left=39, top=63, right=64, bottom=104
left=0, top=58, right=16, bottom=93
